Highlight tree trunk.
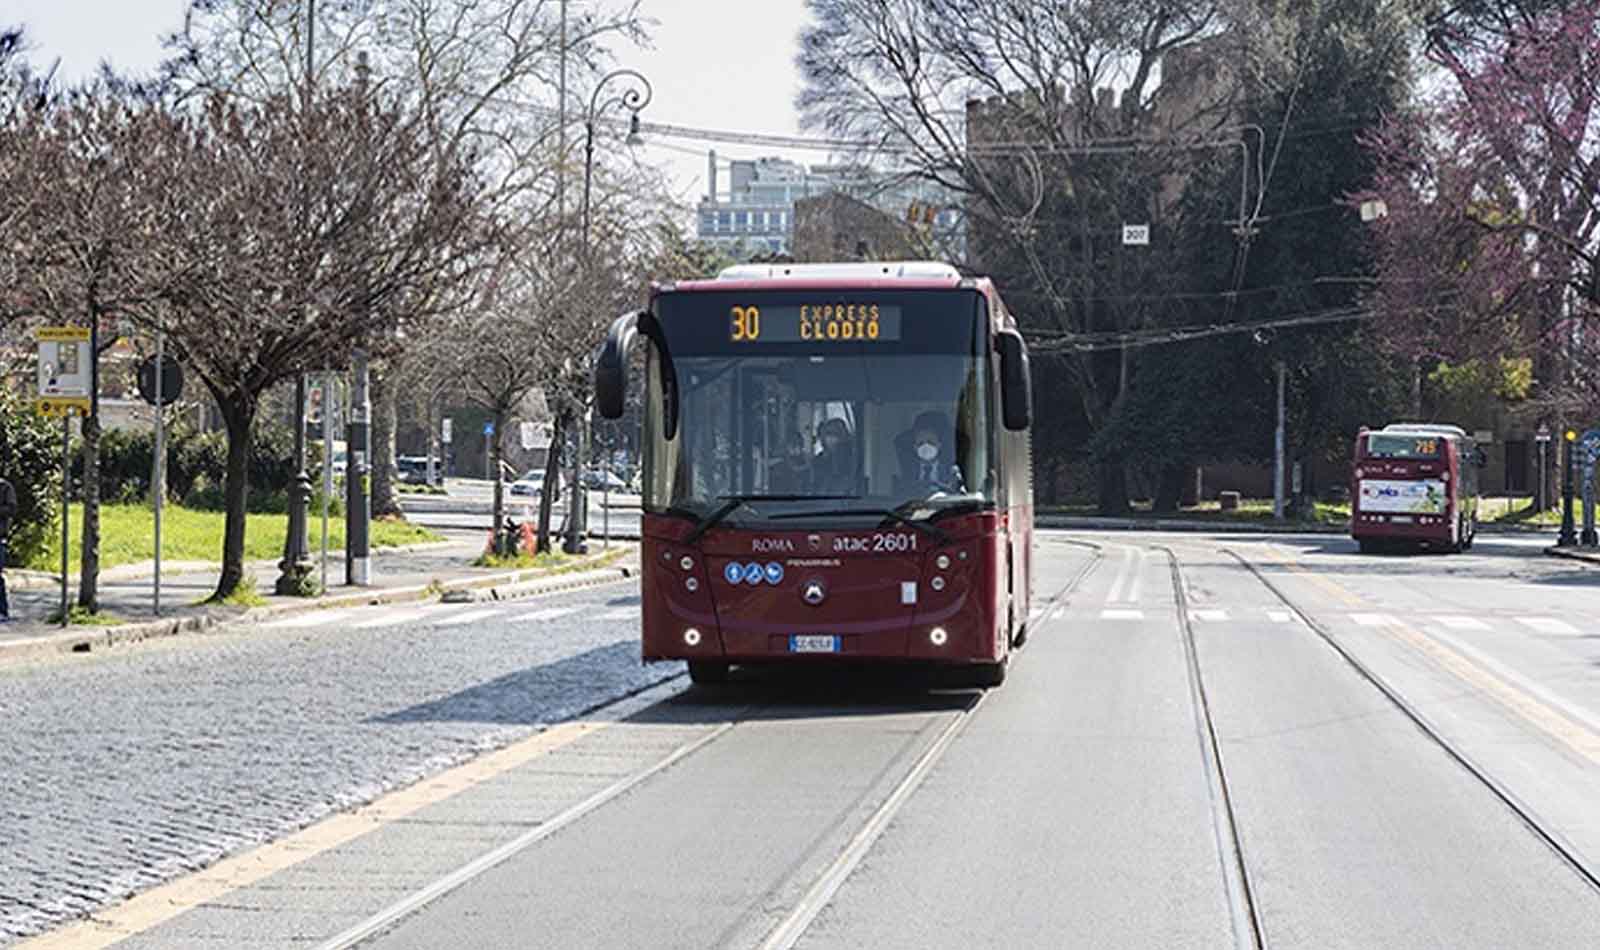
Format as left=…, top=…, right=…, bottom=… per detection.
left=370, top=369, right=402, bottom=518
left=1153, top=462, right=1185, bottom=514
left=1096, top=459, right=1130, bottom=515
left=535, top=410, right=566, bottom=554
left=77, top=411, right=101, bottom=611
left=212, top=397, right=256, bottom=601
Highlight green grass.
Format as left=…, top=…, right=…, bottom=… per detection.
left=1480, top=495, right=1577, bottom=526
left=25, top=504, right=443, bottom=573
left=215, top=576, right=269, bottom=607
left=473, top=550, right=574, bottom=570
left=43, top=606, right=125, bottom=626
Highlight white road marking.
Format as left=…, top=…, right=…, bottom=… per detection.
left=1519, top=617, right=1580, bottom=636
left=1099, top=609, right=1144, bottom=621
left=352, top=609, right=431, bottom=630
left=595, top=608, right=639, bottom=621
left=1105, top=548, right=1133, bottom=604
left=1351, top=613, right=1398, bottom=627
left=1126, top=549, right=1145, bottom=603
left=1265, top=610, right=1295, bottom=623
left=1188, top=609, right=1228, bottom=623
left=260, top=610, right=345, bottom=630
left=521, top=606, right=580, bottom=622
left=1433, top=615, right=1490, bottom=631
left=434, top=609, right=503, bottom=627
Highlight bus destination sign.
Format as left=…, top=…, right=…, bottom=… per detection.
left=729, top=304, right=903, bottom=344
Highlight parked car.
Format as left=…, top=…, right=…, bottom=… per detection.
left=580, top=469, right=628, bottom=491
left=509, top=469, right=547, bottom=497
left=396, top=455, right=439, bottom=485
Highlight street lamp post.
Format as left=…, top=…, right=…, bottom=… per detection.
left=276, top=0, right=318, bottom=595
left=565, top=68, right=651, bottom=555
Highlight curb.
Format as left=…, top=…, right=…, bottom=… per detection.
left=1544, top=546, right=1600, bottom=565
left=0, top=546, right=639, bottom=667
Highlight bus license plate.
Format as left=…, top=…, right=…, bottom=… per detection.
left=1392, top=515, right=1413, bottom=523
left=790, top=635, right=839, bottom=654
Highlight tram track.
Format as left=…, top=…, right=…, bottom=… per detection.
left=318, top=543, right=1107, bottom=950
left=1162, top=547, right=1269, bottom=950
left=1219, top=546, right=1600, bottom=900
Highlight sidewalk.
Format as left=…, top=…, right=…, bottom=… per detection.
left=1, top=534, right=638, bottom=666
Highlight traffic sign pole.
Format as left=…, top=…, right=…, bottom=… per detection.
left=154, top=333, right=164, bottom=617
left=60, top=411, right=70, bottom=627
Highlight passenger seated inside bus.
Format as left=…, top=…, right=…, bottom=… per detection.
left=894, top=410, right=966, bottom=497
left=767, top=431, right=813, bottom=494
left=811, top=418, right=858, bottom=496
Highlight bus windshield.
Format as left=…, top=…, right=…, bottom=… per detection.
left=643, top=289, right=992, bottom=524
left=1366, top=433, right=1444, bottom=460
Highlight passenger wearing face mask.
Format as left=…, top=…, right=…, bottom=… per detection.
left=811, top=418, right=858, bottom=496
left=896, top=410, right=965, bottom=497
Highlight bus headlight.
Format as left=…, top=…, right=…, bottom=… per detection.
left=931, top=576, right=946, bottom=591
left=936, top=554, right=951, bottom=570
left=685, top=577, right=700, bottom=592
left=684, top=628, right=702, bottom=646
left=929, top=627, right=948, bottom=646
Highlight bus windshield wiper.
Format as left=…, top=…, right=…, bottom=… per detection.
left=770, top=506, right=952, bottom=545
left=683, top=494, right=856, bottom=545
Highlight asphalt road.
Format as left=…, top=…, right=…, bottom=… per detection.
left=7, top=530, right=1600, bottom=949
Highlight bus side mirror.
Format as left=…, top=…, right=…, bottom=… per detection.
left=997, top=328, right=1032, bottom=431
left=595, top=311, right=638, bottom=420
left=595, top=310, right=677, bottom=439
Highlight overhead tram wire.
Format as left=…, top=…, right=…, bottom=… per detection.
left=1028, top=296, right=1469, bottom=354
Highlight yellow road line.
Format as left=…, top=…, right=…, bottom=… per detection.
left=19, top=721, right=606, bottom=950
left=1261, top=548, right=1600, bottom=765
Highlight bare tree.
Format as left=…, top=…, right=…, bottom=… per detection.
left=3, top=84, right=177, bottom=611
left=165, top=0, right=648, bottom=521
left=798, top=0, right=1246, bottom=511
left=135, top=86, right=485, bottom=599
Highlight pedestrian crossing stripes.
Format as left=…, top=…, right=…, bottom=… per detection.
left=1187, top=608, right=1227, bottom=623
left=595, top=608, right=639, bottom=622
left=1265, top=610, right=1295, bottom=623
left=1434, top=615, right=1490, bottom=631
left=1519, top=617, right=1579, bottom=635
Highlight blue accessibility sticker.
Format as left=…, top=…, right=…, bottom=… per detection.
left=743, top=562, right=766, bottom=585
left=724, top=562, right=744, bottom=584
left=764, top=562, right=784, bottom=584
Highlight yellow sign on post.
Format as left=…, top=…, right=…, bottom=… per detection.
left=36, top=325, right=93, bottom=414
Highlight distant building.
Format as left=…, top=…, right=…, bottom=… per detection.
left=791, top=192, right=916, bottom=263
left=695, top=151, right=965, bottom=261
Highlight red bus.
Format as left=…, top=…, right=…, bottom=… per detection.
left=1351, top=423, right=1482, bottom=553
left=595, top=262, right=1034, bottom=686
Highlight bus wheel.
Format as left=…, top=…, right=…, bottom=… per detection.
left=688, top=661, right=729, bottom=685
left=971, top=657, right=1008, bottom=688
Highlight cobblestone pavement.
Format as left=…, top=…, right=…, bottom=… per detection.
left=0, top=581, right=670, bottom=944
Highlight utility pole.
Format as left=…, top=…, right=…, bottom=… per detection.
left=1273, top=360, right=1287, bottom=520
left=557, top=0, right=567, bottom=220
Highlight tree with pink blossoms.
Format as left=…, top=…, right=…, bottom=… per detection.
left=1360, top=4, right=1599, bottom=412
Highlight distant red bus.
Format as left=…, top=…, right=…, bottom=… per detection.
left=596, top=262, right=1034, bottom=686
left=1351, top=423, right=1482, bottom=553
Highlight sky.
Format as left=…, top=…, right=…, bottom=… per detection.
left=8, top=0, right=815, bottom=204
